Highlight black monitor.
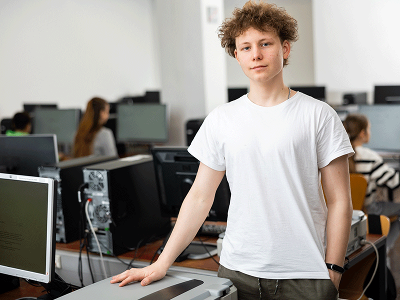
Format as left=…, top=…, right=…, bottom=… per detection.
left=33, top=109, right=81, bottom=145
left=145, top=91, right=161, bottom=103
left=374, top=85, right=400, bottom=104
left=23, top=104, right=58, bottom=114
left=151, top=147, right=230, bottom=222
left=116, top=103, right=168, bottom=143
left=290, top=86, right=326, bottom=101
left=0, top=173, right=56, bottom=283
left=228, top=87, right=248, bottom=102
left=358, top=104, right=400, bottom=151
left=0, top=135, right=59, bottom=176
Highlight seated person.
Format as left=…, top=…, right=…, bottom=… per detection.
left=5, top=112, right=31, bottom=136
left=343, top=113, right=400, bottom=250
left=73, top=97, right=117, bottom=157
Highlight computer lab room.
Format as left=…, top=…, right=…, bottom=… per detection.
left=0, top=1, right=399, bottom=299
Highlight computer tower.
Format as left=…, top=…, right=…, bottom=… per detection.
left=82, top=155, right=171, bottom=256
left=38, top=155, right=118, bottom=243
left=185, top=118, right=204, bottom=146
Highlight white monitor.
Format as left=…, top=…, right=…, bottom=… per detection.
left=0, top=173, right=56, bottom=283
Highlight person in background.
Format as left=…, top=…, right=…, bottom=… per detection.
left=73, top=97, right=117, bottom=158
left=343, top=113, right=400, bottom=250
left=5, top=112, right=31, bottom=136
left=111, top=1, right=353, bottom=299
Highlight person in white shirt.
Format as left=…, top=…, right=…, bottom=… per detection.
left=343, top=113, right=400, bottom=250
left=111, top=2, right=353, bottom=299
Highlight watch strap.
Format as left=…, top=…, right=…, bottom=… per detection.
left=326, top=263, right=345, bottom=274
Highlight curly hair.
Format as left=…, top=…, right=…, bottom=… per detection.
left=218, top=0, right=298, bottom=66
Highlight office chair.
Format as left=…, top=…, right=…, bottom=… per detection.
left=349, top=173, right=368, bottom=211
left=338, top=214, right=390, bottom=300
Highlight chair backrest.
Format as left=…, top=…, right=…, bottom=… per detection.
left=350, top=173, right=368, bottom=211
left=366, top=214, right=391, bottom=236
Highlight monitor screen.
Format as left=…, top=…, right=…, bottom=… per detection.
left=0, top=173, right=56, bottom=283
left=33, top=109, right=81, bottom=144
left=290, top=86, right=326, bottom=101
left=374, top=85, right=400, bottom=104
left=117, top=103, right=168, bottom=143
left=0, top=135, right=59, bottom=176
left=358, top=104, right=400, bottom=151
left=151, top=147, right=230, bottom=222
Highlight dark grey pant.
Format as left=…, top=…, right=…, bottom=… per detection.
left=218, top=265, right=338, bottom=300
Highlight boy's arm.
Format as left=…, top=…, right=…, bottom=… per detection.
left=320, top=155, right=353, bottom=289
left=110, top=162, right=225, bottom=287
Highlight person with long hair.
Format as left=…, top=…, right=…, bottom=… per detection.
left=73, top=97, right=117, bottom=158
left=343, top=113, right=400, bottom=250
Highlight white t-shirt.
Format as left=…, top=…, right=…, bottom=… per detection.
left=188, top=92, right=354, bottom=280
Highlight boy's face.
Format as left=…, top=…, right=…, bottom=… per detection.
left=234, top=27, right=290, bottom=85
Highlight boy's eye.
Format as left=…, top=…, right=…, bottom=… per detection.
left=262, top=43, right=270, bottom=47
left=242, top=46, right=250, bottom=51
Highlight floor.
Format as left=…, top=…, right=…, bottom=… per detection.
left=388, top=236, right=400, bottom=299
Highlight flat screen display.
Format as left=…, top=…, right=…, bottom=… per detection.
left=0, top=173, right=55, bottom=283
left=117, top=103, right=168, bottom=143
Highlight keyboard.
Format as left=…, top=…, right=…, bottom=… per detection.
left=198, top=222, right=226, bottom=236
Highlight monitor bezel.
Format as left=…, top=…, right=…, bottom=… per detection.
left=0, top=173, right=56, bottom=283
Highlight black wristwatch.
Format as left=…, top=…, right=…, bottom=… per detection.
left=326, top=263, right=345, bottom=274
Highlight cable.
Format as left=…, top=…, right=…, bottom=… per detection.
left=355, top=239, right=379, bottom=300
left=197, top=236, right=220, bottom=266
left=85, top=199, right=108, bottom=279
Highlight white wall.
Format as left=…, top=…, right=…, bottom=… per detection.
left=0, top=0, right=159, bottom=119
left=313, top=0, right=400, bottom=105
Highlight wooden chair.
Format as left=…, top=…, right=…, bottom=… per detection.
left=349, top=173, right=368, bottom=211
left=339, top=214, right=390, bottom=300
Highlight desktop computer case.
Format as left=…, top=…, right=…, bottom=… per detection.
left=38, top=155, right=118, bottom=243
left=82, top=155, right=171, bottom=256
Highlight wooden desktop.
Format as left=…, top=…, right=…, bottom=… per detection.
left=1, top=234, right=386, bottom=300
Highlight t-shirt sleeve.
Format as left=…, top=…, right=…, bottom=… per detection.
left=317, top=107, right=354, bottom=169
left=187, top=110, right=226, bottom=171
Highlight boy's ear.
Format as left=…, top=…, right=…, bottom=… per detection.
left=234, top=49, right=240, bottom=64
left=283, top=40, right=290, bottom=60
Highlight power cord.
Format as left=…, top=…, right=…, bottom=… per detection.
left=85, top=199, right=108, bottom=279
left=354, top=239, right=379, bottom=300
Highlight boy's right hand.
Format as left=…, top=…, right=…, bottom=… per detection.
left=110, top=262, right=168, bottom=287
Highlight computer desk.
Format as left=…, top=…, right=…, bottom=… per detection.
left=1, top=234, right=387, bottom=300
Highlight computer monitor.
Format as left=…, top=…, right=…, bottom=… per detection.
left=33, top=109, right=81, bottom=144
left=151, top=147, right=230, bottom=222
left=23, top=103, right=58, bottom=114
left=290, top=86, right=326, bottom=101
left=116, top=103, right=168, bottom=143
left=0, top=173, right=56, bottom=284
left=374, top=85, right=400, bottom=104
left=358, top=104, right=400, bottom=151
left=0, top=135, right=59, bottom=176
left=228, top=87, right=248, bottom=102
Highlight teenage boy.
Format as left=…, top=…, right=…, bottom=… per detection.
left=111, top=2, right=353, bottom=299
